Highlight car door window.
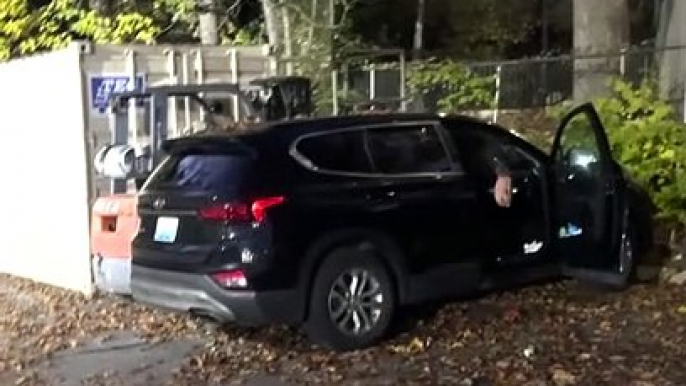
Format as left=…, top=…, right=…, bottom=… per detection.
left=556, top=114, right=602, bottom=169
left=365, top=125, right=454, bottom=175
left=295, top=130, right=374, bottom=174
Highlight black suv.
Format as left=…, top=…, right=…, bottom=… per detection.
left=131, top=104, right=654, bottom=351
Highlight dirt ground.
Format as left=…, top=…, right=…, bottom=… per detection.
left=1, top=274, right=686, bottom=386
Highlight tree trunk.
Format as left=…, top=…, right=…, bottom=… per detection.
left=261, top=0, right=283, bottom=49
left=282, top=5, right=293, bottom=73
left=88, top=0, right=114, bottom=14
left=412, top=0, right=425, bottom=60
left=198, top=0, right=219, bottom=45
left=656, top=0, right=686, bottom=114
left=573, top=0, right=629, bottom=101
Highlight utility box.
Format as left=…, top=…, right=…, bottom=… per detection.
left=0, top=42, right=274, bottom=295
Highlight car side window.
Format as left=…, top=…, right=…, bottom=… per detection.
left=447, top=124, right=534, bottom=174
left=295, top=130, right=374, bottom=174
left=365, top=125, right=454, bottom=175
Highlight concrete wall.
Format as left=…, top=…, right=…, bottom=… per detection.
left=0, top=44, right=93, bottom=294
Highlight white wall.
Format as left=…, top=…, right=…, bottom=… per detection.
left=0, top=44, right=93, bottom=294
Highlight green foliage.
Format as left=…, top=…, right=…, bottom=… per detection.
left=408, top=59, right=496, bottom=112
left=0, top=0, right=260, bottom=61
left=0, top=0, right=160, bottom=59
left=0, top=0, right=30, bottom=59
left=597, top=80, right=686, bottom=225
left=549, top=79, right=686, bottom=226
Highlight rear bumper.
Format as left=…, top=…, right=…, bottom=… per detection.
left=131, top=264, right=303, bottom=326
left=92, top=254, right=132, bottom=295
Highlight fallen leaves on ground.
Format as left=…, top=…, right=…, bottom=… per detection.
left=1, top=274, right=686, bottom=385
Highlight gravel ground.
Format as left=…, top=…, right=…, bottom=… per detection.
left=1, top=274, right=686, bottom=386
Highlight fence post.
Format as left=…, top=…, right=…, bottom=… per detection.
left=369, top=64, right=377, bottom=101
left=399, top=53, right=407, bottom=112
left=619, top=47, right=627, bottom=77
left=493, top=65, right=502, bottom=124
left=331, top=67, right=339, bottom=116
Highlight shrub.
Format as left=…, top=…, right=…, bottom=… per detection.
left=408, top=59, right=496, bottom=112
left=549, top=79, right=686, bottom=227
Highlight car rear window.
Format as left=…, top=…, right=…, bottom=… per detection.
left=143, top=152, right=253, bottom=195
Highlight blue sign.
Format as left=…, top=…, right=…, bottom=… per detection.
left=89, top=74, right=147, bottom=114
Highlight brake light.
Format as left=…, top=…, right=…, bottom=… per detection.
left=198, top=196, right=285, bottom=223
left=251, top=196, right=285, bottom=222
left=211, top=269, right=248, bottom=288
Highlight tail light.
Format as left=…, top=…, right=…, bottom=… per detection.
left=198, top=196, right=285, bottom=223
left=211, top=269, right=248, bottom=288
left=251, top=196, right=285, bottom=222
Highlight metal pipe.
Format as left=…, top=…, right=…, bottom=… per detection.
left=399, top=52, right=407, bottom=112
left=194, top=50, right=206, bottom=121
left=165, top=49, right=179, bottom=138
left=181, top=53, right=192, bottom=130
left=493, top=65, right=502, bottom=124
left=125, top=49, right=138, bottom=144
left=369, top=64, right=376, bottom=101
left=229, top=48, right=240, bottom=120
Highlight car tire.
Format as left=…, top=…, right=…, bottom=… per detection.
left=584, top=223, right=638, bottom=293
left=611, top=222, right=641, bottom=290
left=304, top=246, right=396, bottom=351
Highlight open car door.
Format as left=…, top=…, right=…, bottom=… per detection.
left=550, top=103, right=632, bottom=287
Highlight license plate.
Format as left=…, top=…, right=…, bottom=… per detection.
left=153, top=217, right=179, bottom=243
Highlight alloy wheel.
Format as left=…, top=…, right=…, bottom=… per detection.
left=327, top=268, right=385, bottom=336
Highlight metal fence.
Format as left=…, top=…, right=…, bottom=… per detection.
left=466, top=45, right=686, bottom=111
left=276, top=45, right=686, bottom=119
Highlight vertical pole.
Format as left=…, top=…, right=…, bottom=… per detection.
left=125, top=49, right=138, bottom=144
left=540, top=0, right=549, bottom=106
left=369, top=64, right=377, bottom=101
left=198, top=0, right=219, bottom=45
left=493, top=65, right=502, bottom=124
left=150, top=94, right=169, bottom=168
left=282, top=6, right=294, bottom=75
left=412, top=0, right=425, bottom=60
left=329, top=0, right=338, bottom=115
left=181, top=53, right=192, bottom=130
left=194, top=50, right=206, bottom=122
left=229, top=48, right=240, bottom=121
left=620, top=48, right=627, bottom=77
left=165, top=49, right=179, bottom=138
left=399, top=52, right=407, bottom=112
left=109, top=107, right=129, bottom=194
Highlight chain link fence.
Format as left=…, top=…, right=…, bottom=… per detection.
left=275, top=45, right=686, bottom=120
left=465, top=45, right=686, bottom=111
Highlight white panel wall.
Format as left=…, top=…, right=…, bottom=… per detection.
left=0, top=44, right=93, bottom=294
